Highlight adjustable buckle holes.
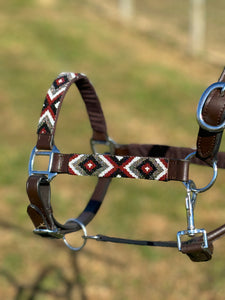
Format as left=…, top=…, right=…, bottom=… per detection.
left=183, top=151, right=218, bottom=194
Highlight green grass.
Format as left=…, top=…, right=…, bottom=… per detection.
left=0, top=1, right=225, bottom=299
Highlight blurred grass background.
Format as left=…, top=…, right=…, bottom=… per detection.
left=1, top=0, right=225, bottom=299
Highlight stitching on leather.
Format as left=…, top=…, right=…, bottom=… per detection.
left=198, top=93, right=215, bottom=158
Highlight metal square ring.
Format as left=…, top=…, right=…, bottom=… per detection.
left=28, top=145, right=60, bottom=181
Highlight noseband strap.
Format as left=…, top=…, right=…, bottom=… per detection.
left=27, top=69, right=225, bottom=262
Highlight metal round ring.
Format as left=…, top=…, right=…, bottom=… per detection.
left=183, top=151, right=218, bottom=193
left=63, top=219, right=87, bottom=251
left=197, top=82, right=225, bottom=132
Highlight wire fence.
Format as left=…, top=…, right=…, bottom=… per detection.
left=92, top=0, right=225, bottom=64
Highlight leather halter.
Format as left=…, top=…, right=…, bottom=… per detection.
left=27, top=70, right=225, bottom=262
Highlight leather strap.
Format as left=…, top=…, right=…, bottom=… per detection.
left=26, top=173, right=209, bottom=261
left=86, top=234, right=178, bottom=248
left=25, top=173, right=220, bottom=261
left=84, top=222, right=225, bottom=262
left=196, top=68, right=225, bottom=166
left=115, top=143, right=225, bottom=169
left=27, top=174, right=111, bottom=235
left=180, top=224, right=225, bottom=262
left=51, top=152, right=189, bottom=182
left=27, top=175, right=56, bottom=233
left=36, top=72, right=108, bottom=150
left=27, top=72, right=112, bottom=235
left=26, top=70, right=225, bottom=263
left=89, top=218, right=225, bottom=262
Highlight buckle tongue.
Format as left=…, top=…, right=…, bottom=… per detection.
left=29, top=145, right=60, bottom=181
left=177, top=228, right=208, bottom=251
left=33, top=228, right=64, bottom=239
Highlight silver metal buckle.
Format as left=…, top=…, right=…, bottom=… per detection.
left=177, top=229, right=208, bottom=251
left=33, top=228, right=64, bottom=239
left=29, top=145, right=60, bottom=181
left=197, top=81, right=225, bottom=132
left=90, top=136, right=116, bottom=154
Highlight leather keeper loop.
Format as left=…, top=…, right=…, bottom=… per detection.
left=26, top=175, right=56, bottom=232
left=37, top=133, right=53, bottom=150
left=168, top=159, right=189, bottom=182
left=181, top=241, right=214, bottom=262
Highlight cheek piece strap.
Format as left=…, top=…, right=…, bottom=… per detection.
left=27, top=70, right=225, bottom=262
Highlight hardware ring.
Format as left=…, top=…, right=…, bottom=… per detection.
left=183, top=151, right=217, bottom=193
left=197, top=82, right=225, bottom=132
left=63, top=219, right=87, bottom=251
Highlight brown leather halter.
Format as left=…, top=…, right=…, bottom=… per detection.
left=27, top=70, right=225, bottom=262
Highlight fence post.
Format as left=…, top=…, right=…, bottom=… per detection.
left=190, top=0, right=206, bottom=56
left=118, top=0, right=134, bottom=21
